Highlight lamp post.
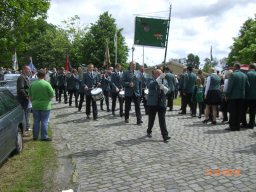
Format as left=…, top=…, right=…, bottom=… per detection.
left=132, top=46, right=135, bottom=62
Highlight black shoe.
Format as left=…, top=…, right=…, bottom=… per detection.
left=212, top=121, right=217, bottom=125
left=112, top=112, right=116, bottom=116
left=87, top=115, right=90, bottom=119
left=41, top=138, right=52, bottom=141
left=137, top=120, right=143, bottom=125
left=147, top=133, right=152, bottom=138
left=33, top=138, right=38, bottom=141
left=192, top=114, right=196, bottom=117
left=101, top=108, right=104, bottom=111
left=198, top=116, right=201, bottom=118
left=107, top=109, right=110, bottom=112
left=179, top=112, right=186, bottom=115
left=120, top=113, right=123, bottom=117
left=125, top=119, right=129, bottom=123
left=163, top=136, right=171, bottom=143
left=202, top=119, right=209, bottom=124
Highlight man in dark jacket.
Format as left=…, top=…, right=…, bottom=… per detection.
left=17, top=65, right=31, bottom=132
left=241, top=64, right=256, bottom=129
left=226, top=64, right=250, bottom=131
left=146, top=69, right=170, bottom=143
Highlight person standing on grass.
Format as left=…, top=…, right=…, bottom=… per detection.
left=17, top=65, right=31, bottom=133
left=29, top=69, right=54, bottom=141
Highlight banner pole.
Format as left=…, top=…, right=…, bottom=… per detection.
left=163, top=4, right=172, bottom=67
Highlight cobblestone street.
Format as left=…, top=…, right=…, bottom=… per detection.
left=51, top=101, right=256, bottom=192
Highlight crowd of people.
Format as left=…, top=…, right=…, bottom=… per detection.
left=2, top=61, right=255, bottom=142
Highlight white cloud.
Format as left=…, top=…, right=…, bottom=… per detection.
left=47, top=0, right=256, bottom=66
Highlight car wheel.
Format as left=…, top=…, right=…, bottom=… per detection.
left=15, top=128, right=23, bottom=154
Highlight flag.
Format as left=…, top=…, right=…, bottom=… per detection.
left=103, top=43, right=111, bottom=66
left=28, top=57, right=37, bottom=72
left=210, top=46, right=213, bottom=61
left=65, top=53, right=72, bottom=72
left=134, top=17, right=168, bottom=48
left=12, top=50, right=18, bottom=71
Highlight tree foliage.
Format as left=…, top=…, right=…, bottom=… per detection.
left=0, top=0, right=50, bottom=68
left=80, top=12, right=129, bottom=70
left=186, top=53, right=200, bottom=69
left=0, top=5, right=129, bottom=71
left=202, top=58, right=211, bottom=73
left=227, top=15, right=256, bottom=65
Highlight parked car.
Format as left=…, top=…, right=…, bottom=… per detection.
left=3, top=73, right=20, bottom=81
left=0, top=80, right=17, bottom=96
left=0, top=88, right=25, bottom=165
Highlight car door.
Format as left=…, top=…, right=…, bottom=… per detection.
left=0, top=90, right=19, bottom=164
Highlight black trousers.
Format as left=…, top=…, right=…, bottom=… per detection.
left=221, top=100, right=229, bottom=121
left=68, top=89, right=78, bottom=107
left=58, top=86, right=67, bottom=103
left=78, top=92, right=85, bottom=111
left=167, top=91, right=174, bottom=110
left=141, top=90, right=148, bottom=114
left=147, top=106, right=168, bottom=139
left=86, top=94, right=98, bottom=119
left=228, top=99, right=243, bottom=130
left=111, top=91, right=124, bottom=116
left=241, top=99, right=256, bottom=128
left=125, top=94, right=141, bottom=123
left=182, top=93, right=193, bottom=114
left=100, top=90, right=110, bottom=110
left=52, top=85, right=59, bottom=101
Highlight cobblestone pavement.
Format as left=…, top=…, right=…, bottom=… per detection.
left=50, top=100, right=256, bottom=192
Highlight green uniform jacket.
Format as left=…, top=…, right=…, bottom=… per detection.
left=246, top=69, right=256, bottom=99
left=226, top=70, right=249, bottom=99
left=165, top=72, right=176, bottom=92
left=183, top=71, right=197, bottom=93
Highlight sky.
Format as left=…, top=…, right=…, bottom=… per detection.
left=47, top=0, right=256, bottom=66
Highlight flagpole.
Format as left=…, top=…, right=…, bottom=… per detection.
left=115, top=30, right=117, bottom=65
left=142, top=46, right=144, bottom=67
left=163, top=4, right=172, bottom=67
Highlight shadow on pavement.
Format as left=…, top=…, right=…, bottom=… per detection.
left=60, top=149, right=111, bottom=159
left=233, top=143, right=256, bottom=155
left=203, top=129, right=231, bottom=134
left=114, top=136, right=162, bottom=147
left=95, top=121, right=126, bottom=128
left=248, top=132, right=256, bottom=138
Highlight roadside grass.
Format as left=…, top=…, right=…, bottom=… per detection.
left=173, top=96, right=181, bottom=106
left=0, top=127, right=57, bottom=192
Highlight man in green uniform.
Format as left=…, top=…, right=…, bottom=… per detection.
left=226, top=64, right=250, bottom=131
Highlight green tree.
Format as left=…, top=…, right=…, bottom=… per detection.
left=0, top=0, right=50, bottom=68
left=186, top=53, right=200, bottom=69
left=227, top=15, right=256, bottom=65
left=203, top=58, right=211, bottom=73
left=80, top=12, right=128, bottom=69
left=60, top=15, right=88, bottom=68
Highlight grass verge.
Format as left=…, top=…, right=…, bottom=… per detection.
left=173, top=96, right=181, bottom=106
left=0, top=127, right=57, bottom=192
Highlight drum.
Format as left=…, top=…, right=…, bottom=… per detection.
left=144, top=89, right=149, bottom=100
left=91, top=88, right=103, bottom=101
left=119, top=90, right=125, bottom=98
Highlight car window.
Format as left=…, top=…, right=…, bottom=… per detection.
left=0, top=91, right=18, bottom=116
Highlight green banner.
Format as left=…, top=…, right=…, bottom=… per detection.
left=134, top=17, right=168, bottom=48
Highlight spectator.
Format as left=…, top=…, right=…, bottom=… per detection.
left=29, top=69, right=54, bottom=141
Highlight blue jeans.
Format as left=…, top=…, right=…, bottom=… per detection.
left=32, top=110, right=51, bottom=140
left=24, top=108, right=31, bottom=131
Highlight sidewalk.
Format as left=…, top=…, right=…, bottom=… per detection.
left=51, top=101, right=256, bottom=192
